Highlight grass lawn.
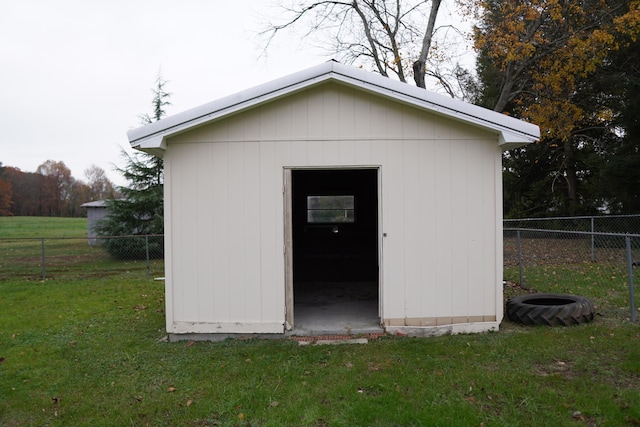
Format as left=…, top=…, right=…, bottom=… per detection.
left=1, top=218, right=639, bottom=426
left=1, top=274, right=639, bottom=426
left=0, top=217, right=88, bottom=238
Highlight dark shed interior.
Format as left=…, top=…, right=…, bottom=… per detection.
left=291, top=169, right=380, bottom=331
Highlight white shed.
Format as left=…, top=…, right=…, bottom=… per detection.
left=81, top=200, right=108, bottom=246
left=128, top=61, right=539, bottom=338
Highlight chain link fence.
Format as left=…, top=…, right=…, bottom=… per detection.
left=2, top=215, right=638, bottom=321
left=504, top=215, right=640, bottom=322
left=0, top=235, right=164, bottom=281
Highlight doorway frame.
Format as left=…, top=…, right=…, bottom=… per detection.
left=283, top=166, right=383, bottom=331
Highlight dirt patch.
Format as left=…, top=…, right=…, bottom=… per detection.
left=534, top=360, right=576, bottom=380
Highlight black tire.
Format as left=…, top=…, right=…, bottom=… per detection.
left=506, top=293, right=595, bottom=326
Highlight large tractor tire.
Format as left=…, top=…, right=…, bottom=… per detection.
left=506, top=293, right=595, bottom=326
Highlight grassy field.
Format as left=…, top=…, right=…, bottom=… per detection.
left=0, top=216, right=88, bottom=238
left=1, top=217, right=639, bottom=426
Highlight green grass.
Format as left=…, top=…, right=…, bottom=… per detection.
left=1, top=217, right=639, bottom=425
left=0, top=274, right=638, bottom=426
left=0, top=216, right=88, bottom=238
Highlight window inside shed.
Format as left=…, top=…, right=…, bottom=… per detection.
left=307, top=195, right=355, bottom=223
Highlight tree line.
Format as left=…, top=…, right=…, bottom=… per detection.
left=0, top=160, right=117, bottom=217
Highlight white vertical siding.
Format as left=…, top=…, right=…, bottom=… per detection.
left=210, top=143, right=231, bottom=322
left=433, top=140, right=454, bottom=319
left=165, top=82, right=501, bottom=333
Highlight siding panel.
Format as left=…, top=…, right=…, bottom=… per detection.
left=434, top=140, right=454, bottom=318
left=242, top=142, right=262, bottom=321
left=195, top=145, right=215, bottom=321
left=211, top=143, right=231, bottom=321
left=402, top=140, right=422, bottom=318
left=259, top=141, right=284, bottom=322
left=449, top=140, right=470, bottom=317
left=227, top=143, right=248, bottom=321
left=418, top=140, right=438, bottom=317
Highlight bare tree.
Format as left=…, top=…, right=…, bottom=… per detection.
left=84, top=164, right=116, bottom=201
left=262, top=0, right=454, bottom=90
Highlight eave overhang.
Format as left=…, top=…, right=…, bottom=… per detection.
left=128, top=61, right=539, bottom=154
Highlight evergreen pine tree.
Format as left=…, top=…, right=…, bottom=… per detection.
left=97, top=73, right=169, bottom=259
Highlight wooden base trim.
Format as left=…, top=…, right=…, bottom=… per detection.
left=384, top=315, right=496, bottom=327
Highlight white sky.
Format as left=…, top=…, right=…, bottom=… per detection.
left=0, top=1, right=473, bottom=188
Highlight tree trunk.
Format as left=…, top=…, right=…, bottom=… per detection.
left=563, top=139, right=579, bottom=212
left=412, top=0, right=442, bottom=88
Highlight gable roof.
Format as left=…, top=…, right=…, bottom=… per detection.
left=128, top=61, right=539, bottom=155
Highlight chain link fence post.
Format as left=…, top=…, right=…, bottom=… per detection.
left=516, top=229, right=524, bottom=289
left=145, top=235, right=151, bottom=278
left=591, top=217, right=595, bottom=262
left=41, top=238, right=46, bottom=281
left=626, top=235, right=636, bottom=323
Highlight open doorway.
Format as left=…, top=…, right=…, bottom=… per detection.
left=286, top=168, right=381, bottom=334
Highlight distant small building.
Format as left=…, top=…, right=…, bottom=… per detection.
left=81, top=200, right=108, bottom=246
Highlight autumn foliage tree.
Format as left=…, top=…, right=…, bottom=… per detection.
left=470, top=0, right=640, bottom=216
left=36, top=160, right=74, bottom=216
left=0, top=164, right=13, bottom=216
left=0, top=161, right=114, bottom=217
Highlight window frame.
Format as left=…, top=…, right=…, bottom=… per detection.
left=306, top=194, right=355, bottom=224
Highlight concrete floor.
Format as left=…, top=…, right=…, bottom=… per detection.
left=290, top=281, right=383, bottom=336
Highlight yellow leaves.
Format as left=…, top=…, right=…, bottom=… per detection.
left=547, top=0, right=563, bottom=21
left=615, top=0, right=640, bottom=42
left=594, top=108, right=616, bottom=124
left=474, top=0, right=634, bottom=140
left=524, top=100, right=583, bottom=142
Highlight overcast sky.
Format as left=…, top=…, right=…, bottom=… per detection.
left=0, top=1, right=325, bottom=186
left=1, top=1, right=472, bottom=188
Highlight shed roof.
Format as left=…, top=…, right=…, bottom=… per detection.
left=128, top=61, right=539, bottom=154
left=80, top=200, right=108, bottom=208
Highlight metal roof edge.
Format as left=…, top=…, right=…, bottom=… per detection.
left=128, top=61, right=539, bottom=150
